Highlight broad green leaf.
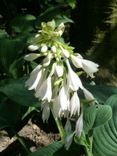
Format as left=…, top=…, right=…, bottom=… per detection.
left=0, top=36, right=26, bottom=75
left=0, top=77, right=39, bottom=107
left=93, top=94, right=117, bottom=156
left=83, top=105, right=97, bottom=134
left=0, top=99, right=23, bottom=129
left=10, top=14, right=36, bottom=33
left=28, top=140, right=81, bottom=156
left=83, top=104, right=112, bottom=134
left=94, top=105, right=112, bottom=127
left=28, top=141, right=64, bottom=156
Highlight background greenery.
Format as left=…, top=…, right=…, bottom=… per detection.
left=0, top=0, right=117, bottom=156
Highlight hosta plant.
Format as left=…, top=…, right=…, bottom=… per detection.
left=24, top=20, right=113, bottom=156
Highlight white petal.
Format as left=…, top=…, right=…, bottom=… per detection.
left=64, top=119, right=72, bottom=133
left=66, top=59, right=83, bottom=91
left=51, top=46, right=56, bottom=53
left=35, top=34, right=40, bottom=38
left=55, top=23, right=65, bottom=36
left=43, top=53, right=52, bottom=66
left=59, top=86, right=69, bottom=111
left=52, top=97, right=61, bottom=117
left=82, top=60, right=99, bottom=78
left=35, top=76, right=52, bottom=102
left=70, top=92, right=80, bottom=116
left=75, top=112, right=83, bottom=137
left=62, top=49, right=70, bottom=58
left=83, top=87, right=95, bottom=102
left=41, top=45, right=48, bottom=53
left=25, top=65, right=42, bottom=90
left=24, top=53, right=40, bottom=61
left=42, top=103, right=50, bottom=122
left=55, top=64, right=64, bottom=77
left=28, top=45, right=39, bottom=51
left=71, top=55, right=83, bottom=68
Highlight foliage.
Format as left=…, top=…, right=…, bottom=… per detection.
left=0, top=1, right=117, bottom=156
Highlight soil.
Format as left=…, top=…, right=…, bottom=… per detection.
left=0, top=119, right=60, bottom=156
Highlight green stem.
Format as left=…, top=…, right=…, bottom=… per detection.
left=85, top=147, right=93, bottom=156
left=16, top=134, right=30, bottom=154
left=85, top=137, right=93, bottom=156
left=54, top=117, right=65, bottom=140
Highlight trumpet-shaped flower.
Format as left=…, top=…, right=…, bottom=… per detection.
left=43, top=53, right=52, bottom=66
left=52, top=96, right=61, bottom=117
left=71, top=54, right=99, bottom=78
left=55, top=63, right=64, bottom=77
left=59, top=85, right=69, bottom=111
left=41, top=44, right=48, bottom=53
left=51, top=46, right=57, bottom=53
left=83, top=87, right=95, bottom=102
left=66, top=59, right=83, bottom=91
left=75, top=112, right=83, bottom=137
left=70, top=92, right=80, bottom=116
left=41, top=103, right=50, bottom=122
left=61, top=48, right=70, bottom=58
left=55, top=23, right=65, bottom=36
left=81, top=59, right=99, bottom=78
left=28, top=45, right=39, bottom=51
left=24, top=53, right=40, bottom=61
left=25, top=65, right=43, bottom=90
left=35, top=76, right=52, bottom=102
left=71, top=54, right=83, bottom=68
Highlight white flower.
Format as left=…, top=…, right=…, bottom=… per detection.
left=51, top=46, right=56, bottom=53
left=41, top=44, right=48, bottom=53
left=66, top=59, right=83, bottom=91
left=35, top=76, right=52, bottom=102
left=24, top=53, right=40, bottom=61
left=71, top=54, right=83, bottom=68
left=28, top=45, right=39, bottom=51
left=71, top=54, right=99, bottom=78
left=25, top=65, right=43, bottom=90
left=55, top=63, right=64, bottom=77
left=64, top=119, right=72, bottom=133
left=43, top=53, right=52, bottom=66
left=55, top=23, right=65, bottom=36
left=70, top=92, right=80, bottom=116
left=41, top=103, right=50, bottom=122
left=35, top=34, right=40, bottom=38
left=61, top=48, right=70, bottom=58
left=59, top=85, right=69, bottom=111
left=75, top=112, right=83, bottom=137
left=82, top=87, right=95, bottom=102
left=81, top=59, right=99, bottom=78
left=52, top=96, right=61, bottom=117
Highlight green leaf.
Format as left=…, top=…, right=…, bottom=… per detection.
left=83, top=105, right=97, bottom=134
left=94, top=105, right=112, bottom=127
left=0, top=77, right=39, bottom=107
left=83, top=104, right=112, bottom=134
left=0, top=99, right=23, bottom=129
left=35, top=5, right=67, bottom=27
left=0, top=36, right=26, bottom=75
left=93, top=94, right=117, bottom=156
left=10, top=14, right=36, bottom=33
left=28, top=141, right=64, bottom=156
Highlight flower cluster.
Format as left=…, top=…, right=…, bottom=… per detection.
left=25, top=20, right=99, bottom=138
